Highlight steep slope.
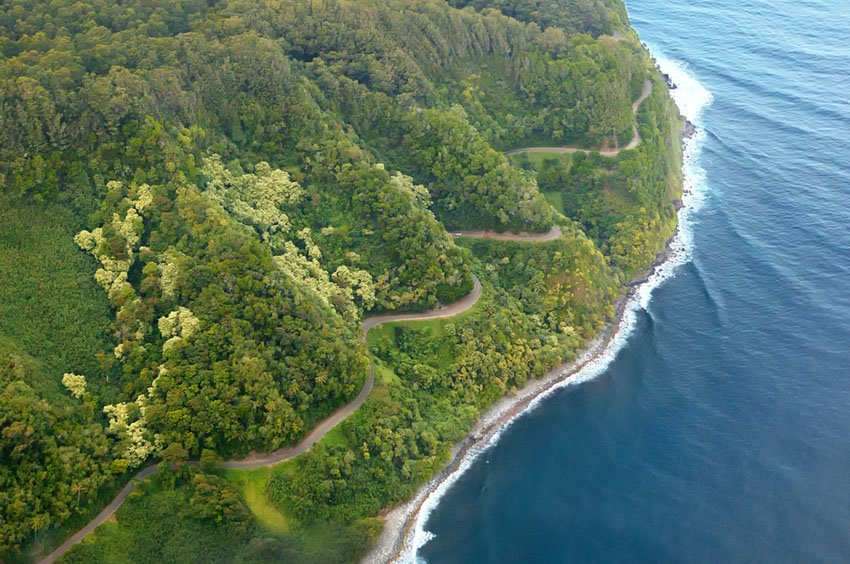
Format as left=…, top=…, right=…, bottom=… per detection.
left=0, top=0, right=682, bottom=560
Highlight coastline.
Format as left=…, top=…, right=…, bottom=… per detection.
left=365, top=55, right=709, bottom=564
left=363, top=241, right=673, bottom=564
left=36, top=279, right=484, bottom=563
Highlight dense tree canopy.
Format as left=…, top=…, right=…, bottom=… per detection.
left=0, top=0, right=682, bottom=559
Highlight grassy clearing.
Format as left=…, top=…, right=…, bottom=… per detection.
left=319, top=424, right=350, bottom=448
left=507, top=151, right=574, bottom=218
left=223, top=467, right=291, bottom=535
left=365, top=292, right=482, bottom=348
left=372, top=361, right=401, bottom=389
left=542, top=190, right=565, bottom=215
left=220, top=383, right=364, bottom=536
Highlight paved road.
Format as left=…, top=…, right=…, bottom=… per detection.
left=451, top=225, right=562, bottom=242
left=45, top=77, right=653, bottom=562
left=224, top=273, right=482, bottom=471
left=39, top=275, right=482, bottom=564
left=41, top=71, right=598, bottom=557
left=39, top=466, right=158, bottom=564
left=505, top=79, right=653, bottom=157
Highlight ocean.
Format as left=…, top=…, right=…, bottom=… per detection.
left=411, top=0, right=850, bottom=561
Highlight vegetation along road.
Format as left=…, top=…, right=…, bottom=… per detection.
left=451, top=225, right=563, bottom=241
left=42, top=271, right=487, bottom=563
left=0, top=0, right=685, bottom=560
left=42, top=207, right=572, bottom=562
left=37, top=80, right=652, bottom=563
left=505, top=79, right=653, bottom=157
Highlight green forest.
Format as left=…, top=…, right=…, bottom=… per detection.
left=0, top=0, right=682, bottom=561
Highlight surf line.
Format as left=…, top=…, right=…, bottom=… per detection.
left=376, top=57, right=713, bottom=564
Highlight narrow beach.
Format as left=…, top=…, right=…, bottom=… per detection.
left=366, top=65, right=704, bottom=562
left=365, top=239, right=676, bottom=563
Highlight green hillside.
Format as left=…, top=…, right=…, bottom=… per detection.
left=0, top=0, right=682, bottom=560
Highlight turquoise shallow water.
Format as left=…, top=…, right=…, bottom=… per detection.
left=416, top=0, right=850, bottom=561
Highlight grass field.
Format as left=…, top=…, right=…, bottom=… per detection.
left=542, top=190, right=565, bottom=215
left=223, top=467, right=292, bottom=535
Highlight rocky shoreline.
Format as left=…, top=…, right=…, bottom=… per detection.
left=362, top=85, right=697, bottom=564
left=655, top=58, right=698, bottom=142
left=363, top=230, right=679, bottom=563
left=364, top=64, right=699, bottom=564
left=683, top=119, right=698, bottom=140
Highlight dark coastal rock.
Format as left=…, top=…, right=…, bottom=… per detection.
left=660, top=71, right=677, bottom=90
left=673, top=198, right=684, bottom=211
left=682, top=120, right=697, bottom=139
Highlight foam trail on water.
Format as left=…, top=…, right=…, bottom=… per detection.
left=401, top=53, right=712, bottom=564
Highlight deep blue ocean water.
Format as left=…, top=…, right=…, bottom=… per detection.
left=415, top=0, right=850, bottom=561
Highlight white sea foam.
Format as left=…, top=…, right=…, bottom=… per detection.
left=398, top=54, right=713, bottom=564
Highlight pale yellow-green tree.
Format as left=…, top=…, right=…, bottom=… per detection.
left=158, top=306, right=201, bottom=352
left=102, top=401, right=154, bottom=469
left=75, top=180, right=156, bottom=359
left=201, top=155, right=304, bottom=249
left=61, top=372, right=86, bottom=399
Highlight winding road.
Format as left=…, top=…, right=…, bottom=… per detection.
left=451, top=225, right=562, bottom=242
left=43, top=74, right=654, bottom=564
left=40, top=78, right=597, bottom=562
left=40, top=275, right=484, bottom=564
left=505, top=79, right=653, bottom=157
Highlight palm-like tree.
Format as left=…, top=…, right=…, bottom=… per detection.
left=31, top=513, right=51, bottom=539
left=72, top=483, right=85, bottom=506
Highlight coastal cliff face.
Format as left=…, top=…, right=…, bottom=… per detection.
left=0, top=0, right=681, bottom=561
